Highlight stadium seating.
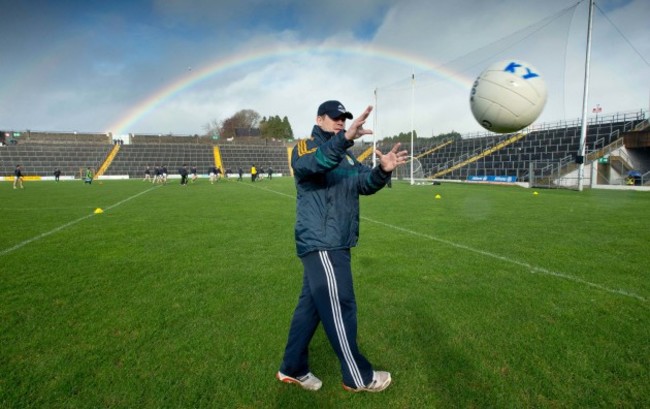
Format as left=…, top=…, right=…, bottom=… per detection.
left=0, top=143, right=113, bottom=177
left=130, top=134, right=212, bottom=145
left=105, top=143, right=215, bottom=178
left=218, top=143, right=290, bottom=176
left=414, top=114, right=647, bottom=181
left=10, top=131, right=110, bottom=145
left=2, top=111, right=647, bottom=185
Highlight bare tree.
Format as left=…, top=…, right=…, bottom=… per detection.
left=219, top=109, right=261, bottom=139
left=205, top=109, right=295, bottom=140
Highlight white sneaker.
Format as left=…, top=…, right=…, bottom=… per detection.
left=343, top=371, right=391, bottom=393
left=276, top=371, right=322, bottom=391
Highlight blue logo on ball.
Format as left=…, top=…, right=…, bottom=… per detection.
left=503, top=62, right=539, bottom=80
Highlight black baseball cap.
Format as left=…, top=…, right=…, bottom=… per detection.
left=317, top=100, right=353, bottom=120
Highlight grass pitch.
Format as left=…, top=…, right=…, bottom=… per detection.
left=1, top=178, right=648, bottom=408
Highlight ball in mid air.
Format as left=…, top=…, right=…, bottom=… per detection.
left=470, top=60, right=547, bottom=133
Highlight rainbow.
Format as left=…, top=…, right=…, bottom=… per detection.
left=107, top=44, right=476, bottom=136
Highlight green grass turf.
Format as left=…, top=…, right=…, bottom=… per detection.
left=1, top=178, right=648, bottom=408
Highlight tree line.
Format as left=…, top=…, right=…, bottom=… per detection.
left=203, top=109, right=293, bottom=141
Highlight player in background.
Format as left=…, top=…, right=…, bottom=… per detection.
left=13, top=165, right=24, bottom=189
left=209, top=166, right=217, bottom=184
left=143, top=166, right=152, bottom=182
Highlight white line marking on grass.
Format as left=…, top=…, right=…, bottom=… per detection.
left=0, top=186, right=159, bottom=257
left=363, top=217, right=647, bottom=303
left=102, top=186, right=160, bottom=211
left=0, top=214, right=96, bottom=257
left=229, top=182, right=648, bottom=303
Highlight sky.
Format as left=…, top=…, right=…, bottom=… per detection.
left=0, top=0, right=648, bottom=141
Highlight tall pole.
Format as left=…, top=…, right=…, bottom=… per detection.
left=577, top=0, right=594, bottom=191
left=373, top=88, right=378, bottom=168
left=410, top=73, right=415, bottom=185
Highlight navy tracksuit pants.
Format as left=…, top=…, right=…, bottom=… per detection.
left=280, top=249, right=373, bottom=389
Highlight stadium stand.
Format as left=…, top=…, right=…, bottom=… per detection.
left=412, top=111, right=648, bottom=183
left=130, top=134, right=212, bottom=145
left=2, top=111, right=647, bottom=187
left=105, top=134, right=293, bottom=178
left=0, top=143, right=113, bottom=178
left=218, top=143, right=290, bottom=176
left=5, top=130, right=110, bottom=145
left=104, top=143, right=215, bottom=178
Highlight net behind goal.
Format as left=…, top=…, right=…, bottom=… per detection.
left=393, top=157, right=424, bottom=180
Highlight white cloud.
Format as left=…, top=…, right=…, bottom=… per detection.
left=1, top=0, right=647, bottom=140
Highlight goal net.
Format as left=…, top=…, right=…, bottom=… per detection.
left=393, top=157, right=424, bottom=180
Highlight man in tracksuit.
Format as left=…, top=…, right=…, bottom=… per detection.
left=277, top=100, right=408, bottom=392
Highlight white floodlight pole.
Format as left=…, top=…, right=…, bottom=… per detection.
left=410, top=73, right=415, bottom=185
left=577, top=0, right=594, bottom=192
